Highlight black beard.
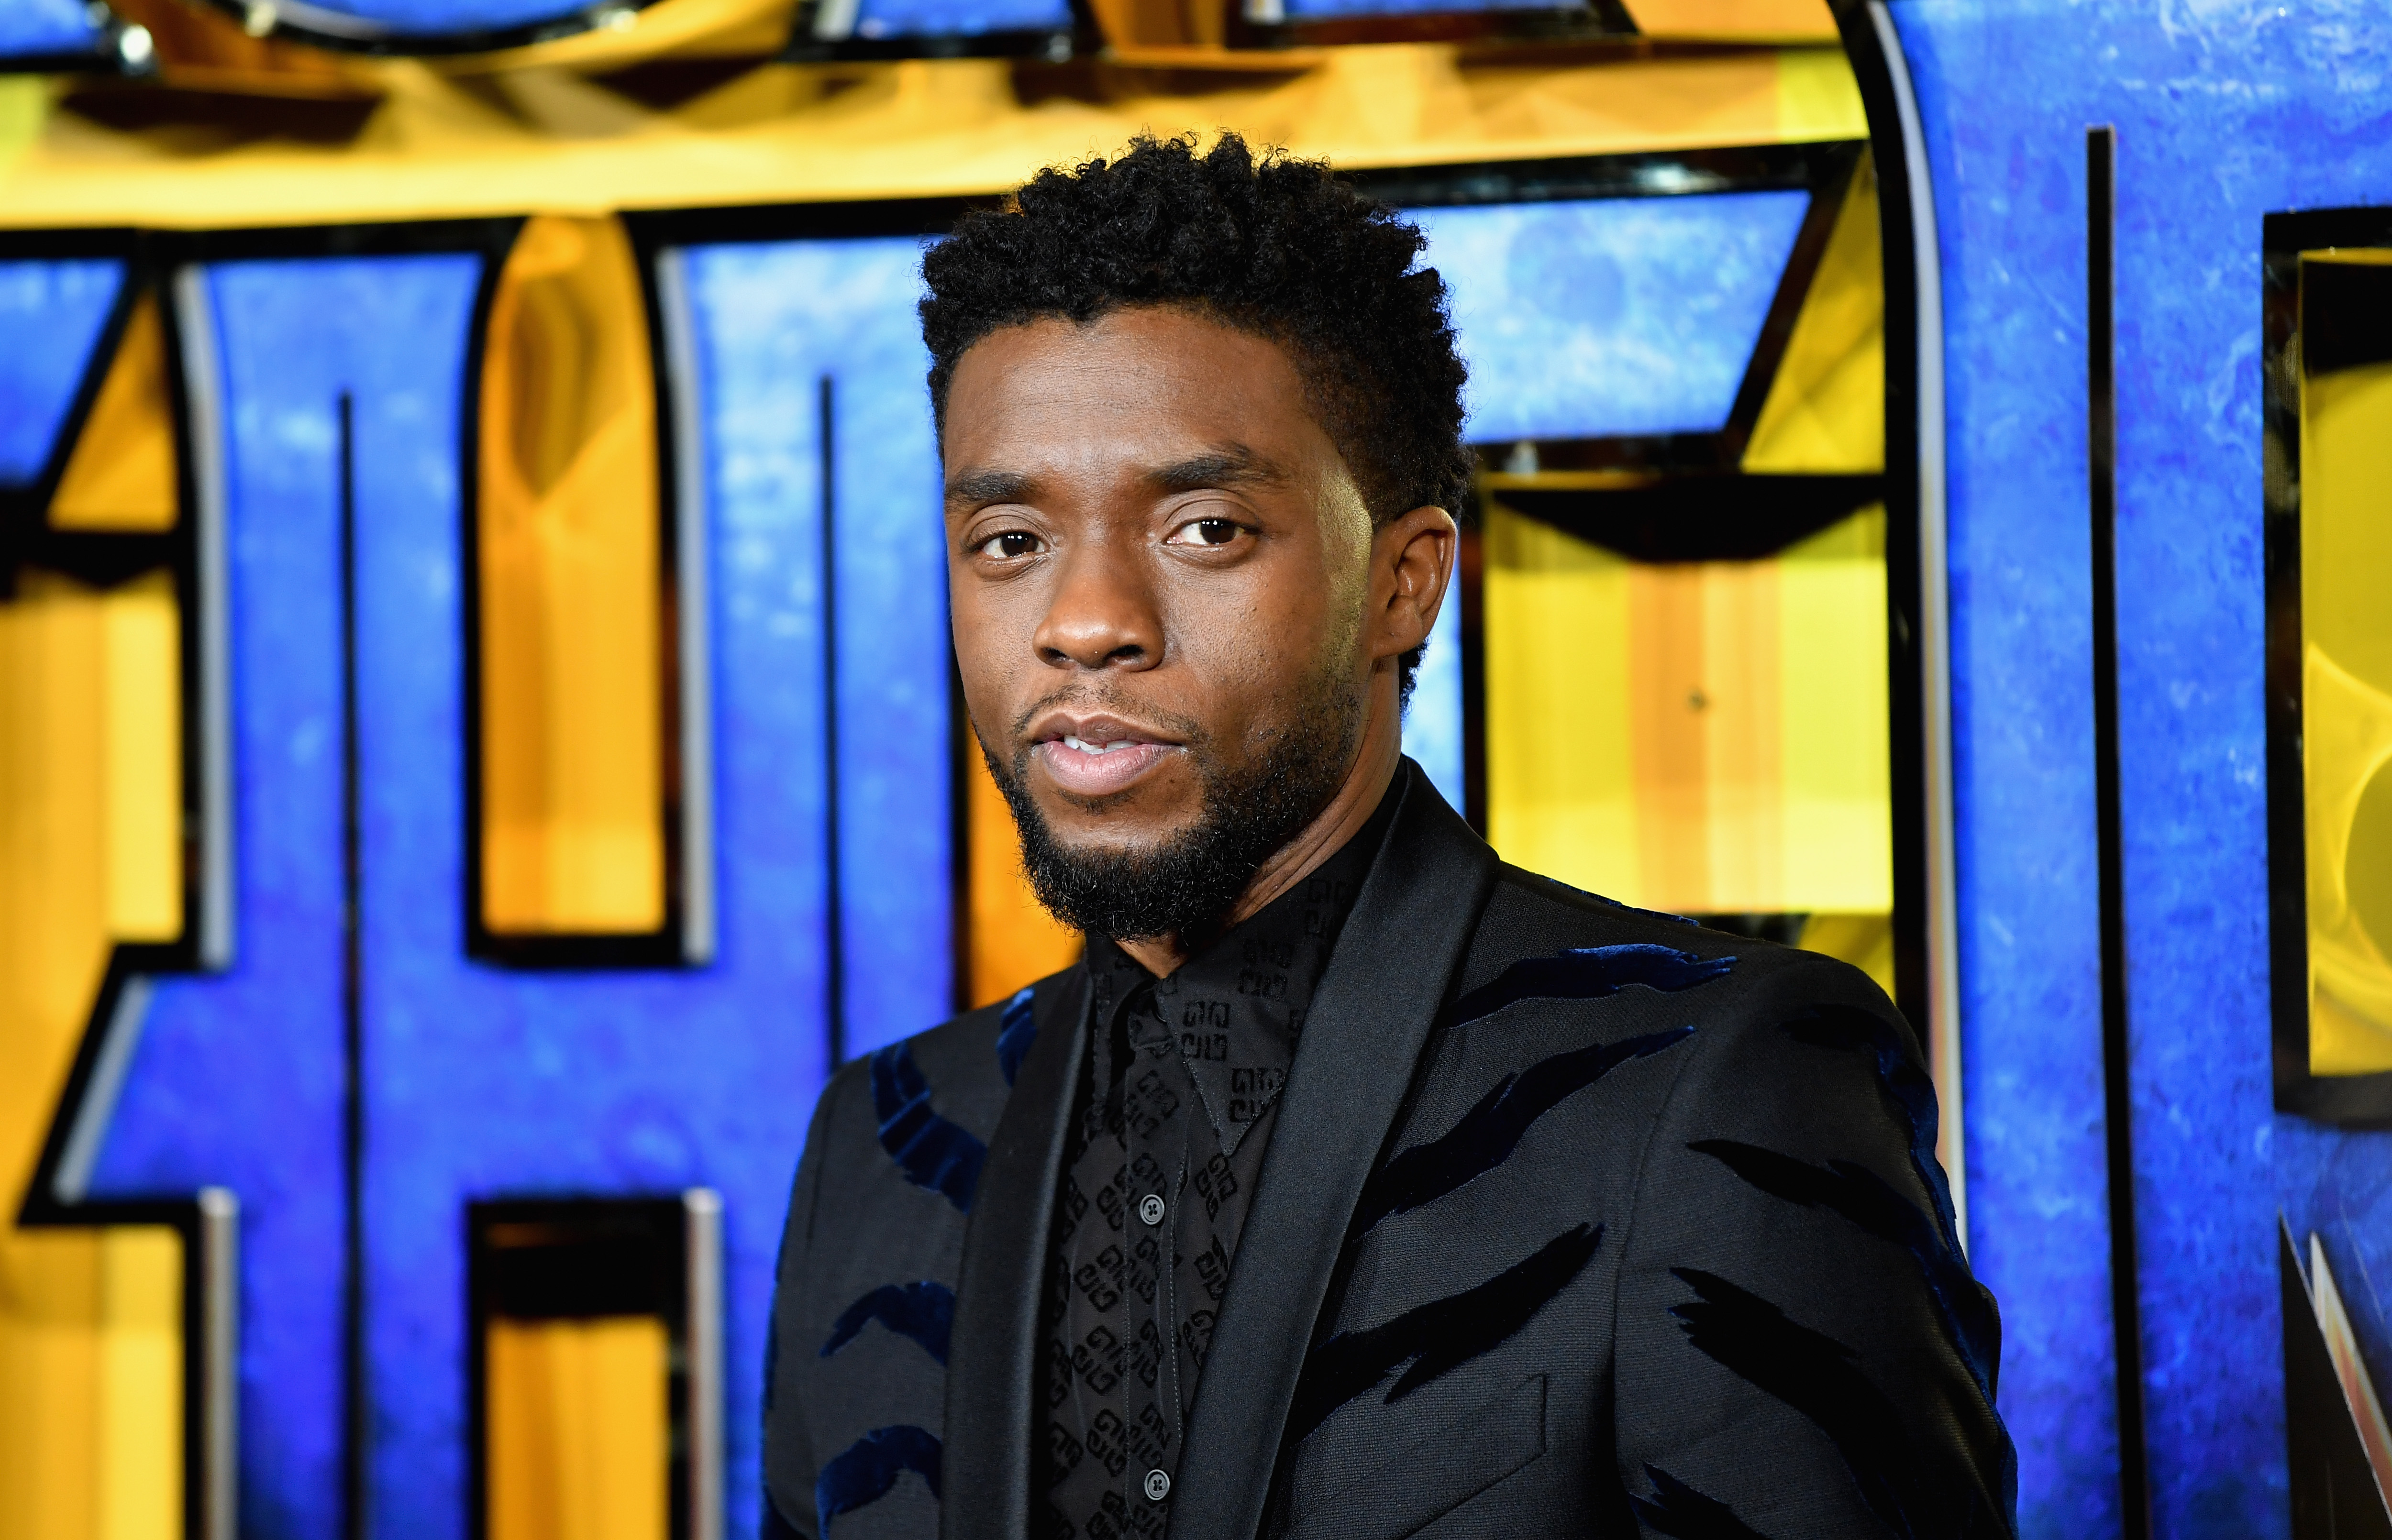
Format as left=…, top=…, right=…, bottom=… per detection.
left=984, top=667, right=1365, bottom=945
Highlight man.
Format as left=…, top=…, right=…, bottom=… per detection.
left=764, top=133, right=2014, bottom=1540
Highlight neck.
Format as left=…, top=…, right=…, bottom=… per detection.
left=1113, top=682, right=1405, bottom=977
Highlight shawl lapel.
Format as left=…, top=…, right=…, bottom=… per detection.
left=1171, top=762, right=1501, bottom=1540
left=943, top=967, right=1090, bottom=1540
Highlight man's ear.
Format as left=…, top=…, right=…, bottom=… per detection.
left=1371, top=505, right=1460, bottom=661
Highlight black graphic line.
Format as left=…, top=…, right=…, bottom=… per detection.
left=820, top=373, right=844, bottom=1066
left=1671, top=1266, right=1976, bottom=1540
left=1688, top=1138, right=1998, bottom=1400
left=1450, top=943, right=1735, bottom=1026
left=822, top=1280, right=955, bottom=1366
left=337, top=391, right=366, bottom=1540
left=1286, top=1223, right=1601, bottom=1448
left=1351, top=1025, right=1693, bottom=1239
left=1633, top=1464, right=1777, bottom=1540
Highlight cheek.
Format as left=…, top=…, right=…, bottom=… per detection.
left=949, top=575, right=1033, bottom=718
left=1161, top=583, right=1331, bottom=743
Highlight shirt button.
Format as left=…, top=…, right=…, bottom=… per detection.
left=1138, top=1194, right=1166, bottom=1226
left=1144, top=1469, right=1171, bottom=1502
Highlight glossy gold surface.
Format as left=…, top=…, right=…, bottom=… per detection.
left=478, top=215, right=667, bottom=937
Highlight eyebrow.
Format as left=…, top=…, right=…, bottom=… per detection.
left=943, top=446, right=1290, bottom=511
left=944, top=468, right=1035, bottom=507
left=1148, top=447, right=1289, bottom=495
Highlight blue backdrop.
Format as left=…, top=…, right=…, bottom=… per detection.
left=0, top=257, right=121, bottom=484
left=1413, top=189, right=1813, bottom=442
left=0, top=0, right=106, bottom=59
left=1898, top=2, right=2392, bottom=1534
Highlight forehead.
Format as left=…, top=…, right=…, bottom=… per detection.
left=940, top=307, right=1327, bottom=465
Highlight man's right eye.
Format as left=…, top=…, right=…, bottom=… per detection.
left=978, top=531, right=1042, bottom=559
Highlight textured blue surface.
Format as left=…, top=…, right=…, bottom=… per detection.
left=683, top=237, right=953, bottom=1059
left=78, top=239, right=947, bottom=1539
left=0, top=0, right=104, bottom=57
left=88, top=257, right=480, bottom=1540
left=1409, top=192, right=1811, bottom=443
left=1892, top=11, right=2119, bottom=1534
left=1897, top=2, right=2392, bottom=1534
left=849, top=0, right=1070, bottom=38
left=0, top=258, right=122, bottom=486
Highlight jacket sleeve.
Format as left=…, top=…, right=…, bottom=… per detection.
left=763, top=1062, right=850, bottom=1540
left=1609, top=955, right=2016, bottom=1540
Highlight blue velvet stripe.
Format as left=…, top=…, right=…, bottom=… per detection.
left=1351, top=1025, right=1694, bottom=1239
left=1688, top=1139, right=1999, bottom=1401
left=821, top=1281, right=955, bottom=1366
left=1779, top=1005, right=1965, bottom=1265
left=870, top=1043, right=986, bottom=1212
left=1450, top=944, right=1734, bottom=1025
left=996, top=986, right=1036, bottom=1088
left=1632, top=1465, right=1775, bottom=1540
left=816, top=1425, right=942, bottom=1535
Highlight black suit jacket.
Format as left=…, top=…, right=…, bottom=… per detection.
left=764, top=762, right=2015, bottom=1540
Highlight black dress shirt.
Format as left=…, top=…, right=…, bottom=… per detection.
left=1036, top=794, right=1394, bottom=1540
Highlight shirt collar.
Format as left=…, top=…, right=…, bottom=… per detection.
left=1084, top=779, right=1399, bottom=1031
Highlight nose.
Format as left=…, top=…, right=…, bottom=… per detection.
left=1032, top=535, right=1163, bottom=672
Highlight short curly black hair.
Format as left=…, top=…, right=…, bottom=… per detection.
left=919, top=132, right=1473, bottom=532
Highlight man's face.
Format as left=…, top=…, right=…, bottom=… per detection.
left=941, top=306, right=1400, bottom=938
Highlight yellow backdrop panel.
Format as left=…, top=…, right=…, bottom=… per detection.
left=478, top=214, right=668, bottom=936
left=2300, top=268, right=2392, bottom=1075
left=1481, top=146, right=1890, bottom=991
left=1484, top=505, right=1890, bottom=919
left=0, top=46, right=1861, bottom=231
left=0, top=569, right=184, bottom=1540
left=1742, top=154, right=1882, bottom=473
left=487, top=1315, right=670, bottom=1540
left=49, top=293, right=179, bottom=535
left=969, top=744, right=1085, bottom=1009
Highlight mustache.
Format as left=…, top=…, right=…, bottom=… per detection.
left=1003, top=685, right=1210, bottom=752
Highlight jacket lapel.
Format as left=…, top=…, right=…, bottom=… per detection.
left=1172, top=762, right=1501, bottom=1540
left=943, top=966, right=1090, bottom=1540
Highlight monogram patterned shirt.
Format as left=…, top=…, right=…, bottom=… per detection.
left=1036, top=799, right=1391, bottom=1540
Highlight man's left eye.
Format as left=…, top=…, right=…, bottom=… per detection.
left=1173, top=518, right=1242, bottom=547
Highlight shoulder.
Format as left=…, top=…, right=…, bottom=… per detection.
left=1461, top=863, right=1889, bottom=1020
left=1443, top=864, right=1920, bottom=1140
left=766, top=974, right=1080, bottom=1540
left=809, top=965, right=1078, bottom=1179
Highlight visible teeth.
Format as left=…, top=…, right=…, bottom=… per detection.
left=1063, top=736, right=1139, bottom=754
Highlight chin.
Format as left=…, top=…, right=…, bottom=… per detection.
left=1032, top=770, right=1198, bottom=825
left=1038, top=796, right=1202, bottom=849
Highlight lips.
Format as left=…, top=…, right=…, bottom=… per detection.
left=1035, top=735, right=1176, bottom=797
left=1026, top=712, right=1183, bottom=797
